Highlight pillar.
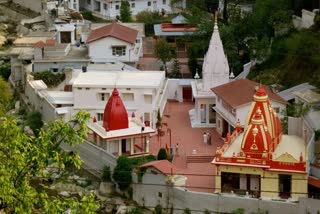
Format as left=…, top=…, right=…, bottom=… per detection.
left=130, top=138, right=134, bottom=155
left=145, top=136, right=150, bottom=153
left=118, top=139, right=122, bottom=156
left=206, top=103, right=210, bottom=124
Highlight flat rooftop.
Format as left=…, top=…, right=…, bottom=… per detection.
left=34, top=46, right=89, bottom=62
left=72, top=70, right=165, bottom=88
left=293, top=89, right=320, bottom=104
left=44, top=91, right=74, bottom=105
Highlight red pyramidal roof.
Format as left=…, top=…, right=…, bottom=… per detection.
left=103, top=88, right=128, bottom=131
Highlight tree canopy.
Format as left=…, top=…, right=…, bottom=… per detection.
left=0, top=76, right=12, bottom=116
left=0, top=111, right=99, bottom=213
left=155, top=39, right=176, bottom=76
left=120, top=0, right=131, bottom=22
left=113, top=156, right=132, bottom=191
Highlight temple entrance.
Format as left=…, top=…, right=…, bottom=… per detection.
left=279, top=174, right=291, bottom=199
left=221, top=172, right=240, bottom=193
left=183, top=86, right=192, bottom=102
left=121, top=139, right=127, bottom=153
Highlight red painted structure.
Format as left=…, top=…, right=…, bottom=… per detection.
left=103, top=88, right=129, bottom=131
left=215, top=86, right=306, bottom=173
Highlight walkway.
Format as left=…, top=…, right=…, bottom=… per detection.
left=149, top=101, right=224, bottom=193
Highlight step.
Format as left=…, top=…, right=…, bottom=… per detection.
left=186, top=155, right=215, bottom=163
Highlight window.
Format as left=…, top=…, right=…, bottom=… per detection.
left=112, top=46, right=126, bottom=56
left=100, top=93, right=110, bottom=101
left=78, top=87, right=82, bottom=90
left=158, top=192, right=162, bottom=198
left=131, top=2, right=135, bottom=8
left=162, top=0, right=166, bottom=4
left=103, top=3, right=107, bottom=10
left=97, top=113, right=103, bottom=121
left=177, top=43, right=186, bottom=52
left=144, top=95, right=152, bottom=104
left=85, top=88, right=90, bottom=90
left=87, top=0, right=90, bottom=4
left=115, top=4, right=119, bottom=9
left=147, top=1, right=151, bottom=6
left=122, top=93, right=134, bottom=102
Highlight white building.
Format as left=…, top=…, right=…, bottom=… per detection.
left=211, top=79, right=287, bottom=137
left=80, top=0, right=186, bottom=19
left=87, top=22, right=142, bottom=63
left=190, top=17, right=230, bottom=128
left=71, top=68, right=166, bottom=128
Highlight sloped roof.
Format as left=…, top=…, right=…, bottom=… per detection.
left=140, top=160, right=179, bottom=176
left=211, top=79, right=287, bottom=108
left=87, top=22, right=138, bottom=44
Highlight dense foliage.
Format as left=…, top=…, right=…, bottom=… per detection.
left=101, top=165, right=112, bottom=182
left=157, top=148, right=168, bottom=160
left=120, top=0, right=131, bottom=22
left=0, top=63, right=11, bottom=80
left=26, top=111, right=43, bottom=136
left=0, top=111, right=99, bottom=213
left=155, top=39, right=176, bottom=76
left=113, top=156, right=132, bottom=191
left=0, top=76, right=12, bottom=116
left=33, top=71, right=65, bottom=88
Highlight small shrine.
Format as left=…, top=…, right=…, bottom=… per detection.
left=87, top=88, right=155, bottom=156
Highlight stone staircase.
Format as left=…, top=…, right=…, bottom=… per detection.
left=186, top=155, right=215, bottom=163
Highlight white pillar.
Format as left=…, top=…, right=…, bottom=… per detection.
left=145, top=136, right=150, bottom=153
left=130, top=138, right=134, bottom=155
left=118, top=139, right=122, bottom=156
left=206, top=104, right=210, bottom=124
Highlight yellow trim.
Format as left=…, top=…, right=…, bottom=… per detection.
left=259, top=125, right=268, bottom=151
left=254, top=95, right=268, bottom=101
left=241, top=124, right=252, bottom=149
left=263, top=102, right=273, bottom=138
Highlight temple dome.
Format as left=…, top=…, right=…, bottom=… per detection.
left=103, top=88, right=128, bottom=131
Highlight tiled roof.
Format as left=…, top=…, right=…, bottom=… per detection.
left=87, top=22, right=138, bottom=44
left=140, top=160, right=178, bottom=176
left=33, top=41, right=45, bottom=48
left=211, top=79, right=287, bottom=108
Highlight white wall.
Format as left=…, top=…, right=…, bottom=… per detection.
left=73, top=86, right=158, bottom=127
left=81, top=0, right=175, bottom=19
left=88, top=36, right=139, bottom=62
left=292, top=9, right=318, bottom=29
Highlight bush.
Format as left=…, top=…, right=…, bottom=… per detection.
left=184, top=208, right=191, bottom=214
left=157, top=148, right=167, bottom=160
left=154, top=204, right=163, bottom=214
left=0, top=64, right=11, bottom=80
left=126, top=207, right=143, bottom=214
left=101, top=165, right=112, bottom=182
left=113, top=156, right=132, bottom=191
left=26, top=111, right=43, bottom=136
left=33, top=71, right=65, bottom=88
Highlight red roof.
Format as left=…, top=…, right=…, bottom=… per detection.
left=161, top=23, right=197, bottom=32
left=309, top=176, right=320, bottom=188
left=33, top=41, right=45, bottom=48
left=211, top=79, right=287, bottom=108
left=46, top=39, right=56, bottom=46
left=140, top=160, right=179, bottom=176
left=103, top=88, right=128, bottom=131
left=87, top=22, right=138, bottom=44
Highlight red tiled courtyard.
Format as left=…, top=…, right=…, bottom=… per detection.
left=149, top=101, right=224, bottom=193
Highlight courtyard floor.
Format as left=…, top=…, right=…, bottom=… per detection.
left=149, top=101, right=224, bottom=193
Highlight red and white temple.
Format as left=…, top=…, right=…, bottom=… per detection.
left=212, top=86, right=308, bottom=200
left=88, top=88, right=155, bottom=156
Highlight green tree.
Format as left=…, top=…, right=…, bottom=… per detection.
left=0, top=63, right=11, bottom=80
left=168, top=58, right=182, bottom=78
left=155, top=39, right=176, bottom=76
left=0, top=111, right=99, bottom=213
left=0, top=76, right=12, bottom=116
left=154, top=204, right=163, bottom=214
left=113, top=156, right=132, bottom=191
left=120, top=0, right=131, bottom=22
left=26, top=111, right=43, bottom=136
left=157, top=148, right=168, bottom=160
left=101, top=165, right=112, bottom=182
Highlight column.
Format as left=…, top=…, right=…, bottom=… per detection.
left=206, top=104, right=210, bottom=124
left=118, top=139, right=122, bottom=156
left=145, top=136, right=150, bottom=153
left=130, top=138, right=134, bottom=155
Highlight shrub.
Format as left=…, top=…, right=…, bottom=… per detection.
left=26, top=111, right=43, bottom=136
left=184, top=208, right=191, bottom=214
left=126, top=207, right=143, bottom=214
left=113, top=156, right=132, bottom=191
left=101, top=165, right=112, bottom=182
left=0, top=64, right=11, bottom=80
left=157, top=148, right=167, bottom=160
left=33, top=71, right=65, bottom=88
left=154, top=204, right=163, bottom=214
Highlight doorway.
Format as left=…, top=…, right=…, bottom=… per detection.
left=121, top=139, right=126, bottom=153
left=279, top=174, right=291, bottom=199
